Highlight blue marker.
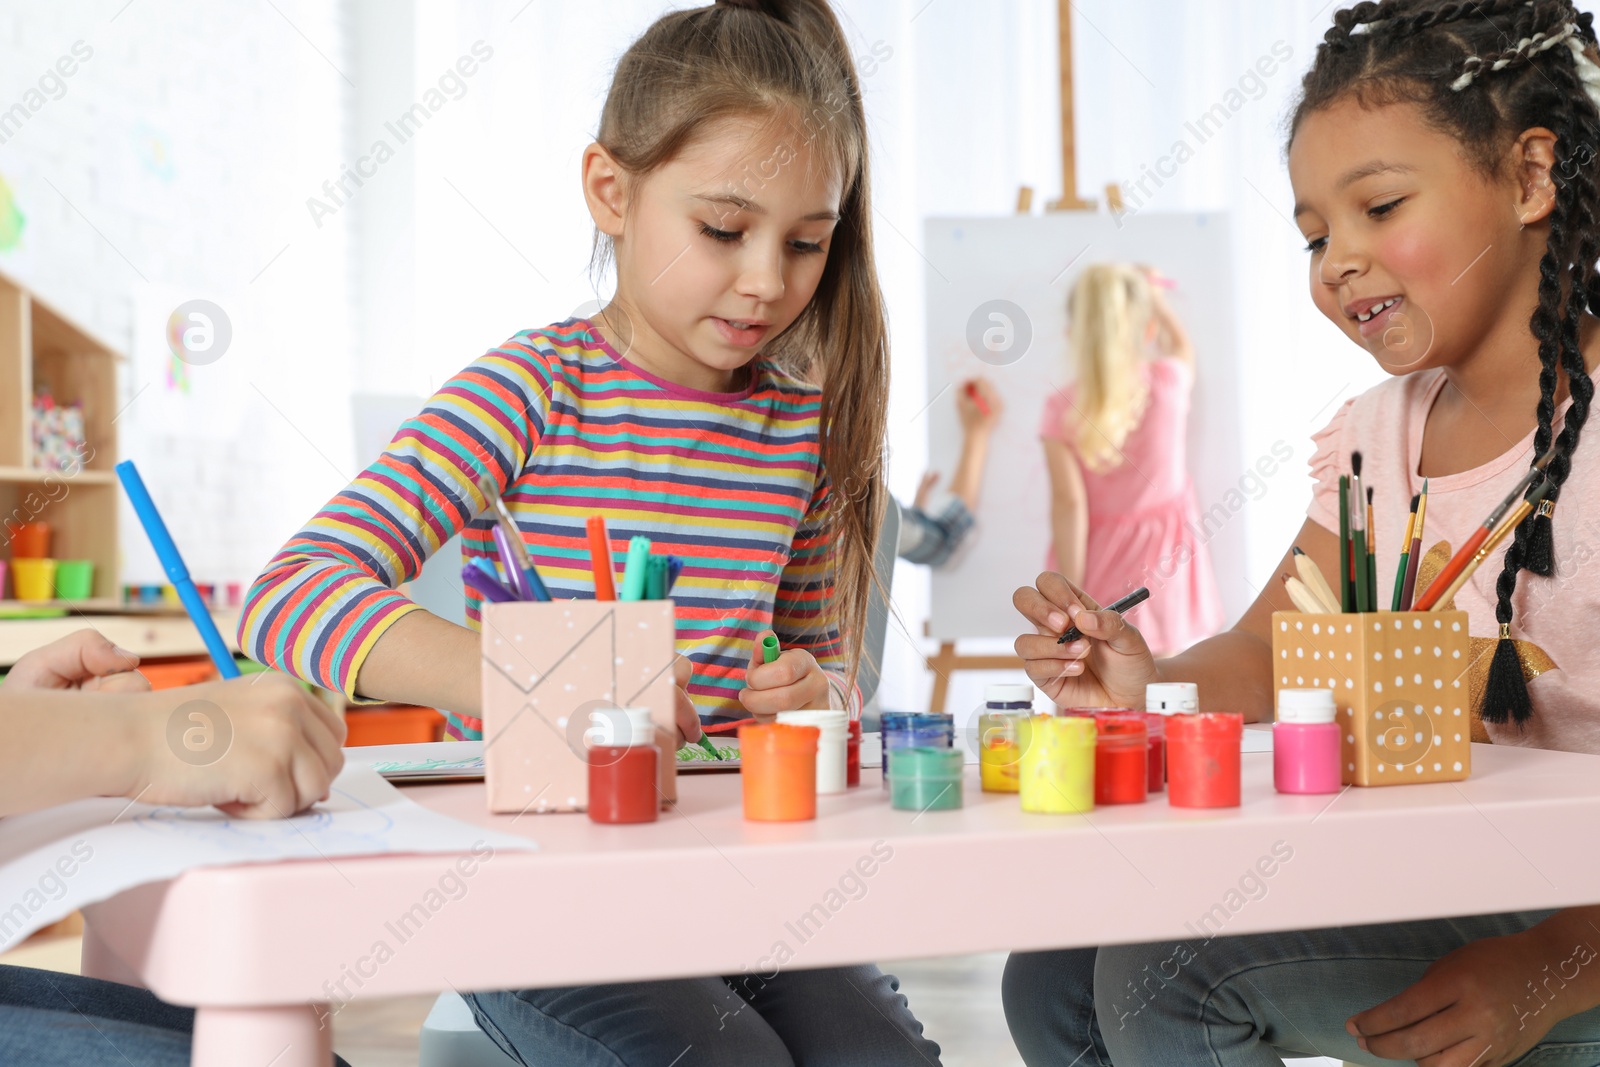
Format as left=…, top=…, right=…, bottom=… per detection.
left=115, top=460, right=240, bottom=678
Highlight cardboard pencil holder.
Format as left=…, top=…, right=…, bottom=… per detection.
left=1271, top=611, right=1473, bottom=786
left=481, top=600, right=679, bottom=814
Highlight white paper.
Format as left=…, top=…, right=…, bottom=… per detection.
left=0, top=764, right=532, bottom=953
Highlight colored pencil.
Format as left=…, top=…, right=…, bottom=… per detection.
left=1414, top=460, right=1554, bottom=611
left=115, top=460, right=241, bottom=679
left=1291, top=546, right=1341, bottom=613
left=1390, top=494, right=1419, bottom=611
left=1056, top=586, right=1151, bottom=644
left=586, top=516, right=617, bottom=601
left=1425, top=477, right=1553, bottom=611
left=1400, top=479, right=1429, bottom=610
left=1338, top=475, right=1353, bottom=611
left=1282, top=573, right=1330, bottom=614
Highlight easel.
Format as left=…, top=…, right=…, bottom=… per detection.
left=923, top=0, right=1100, bottom=713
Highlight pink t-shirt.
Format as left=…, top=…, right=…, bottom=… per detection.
left=1307, top=368, right=1597, bottom=753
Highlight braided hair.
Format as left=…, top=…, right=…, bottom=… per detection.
left=1291, top=0, right=1600, bottom=726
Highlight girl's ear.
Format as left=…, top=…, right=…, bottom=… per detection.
left=1512, top=127, right=1559, bottom=226
left=582, top=142, right=628, bottom=238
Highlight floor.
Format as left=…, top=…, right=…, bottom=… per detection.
left=0, top=933, right=1345, bottom=1066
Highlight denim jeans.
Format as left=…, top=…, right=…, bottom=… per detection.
left=0, top=963, right=356, bottom=1067
left=465, top=963, right=941, bottom=1066
left=1004, top=912, right=1600, bottom=1066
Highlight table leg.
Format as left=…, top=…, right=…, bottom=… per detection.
left=191, top=1003, right=334, bottom=1067
left=80, top=919, right=144, bottom=987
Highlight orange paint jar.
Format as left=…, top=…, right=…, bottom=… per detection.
left=740, top=723, right=819, bottom=822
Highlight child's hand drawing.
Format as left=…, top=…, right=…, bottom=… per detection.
left=4, top=628, right=150, bottom=693
left=129, top=673, right=347, bottom=819
left=1014, top=572, right=1158, bottom=710
left=738, top=630, right=829, bottom=720
left=671, top=655, right=704, bottom=746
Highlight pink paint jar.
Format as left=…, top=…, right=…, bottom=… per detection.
left=1274, top=688, right=1341, bottom=795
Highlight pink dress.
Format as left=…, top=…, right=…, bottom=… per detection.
left=1039, top=357, right=1224, bottom=653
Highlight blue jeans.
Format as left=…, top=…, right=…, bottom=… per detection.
left=1004, top=912, right=1600, bottom=1066
left=0, top=963, right=356, bottom=1067
left=465, top=964, right=941, bottom=1066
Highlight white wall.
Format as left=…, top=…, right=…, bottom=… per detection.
left=0, top=0, right=357, bottom=587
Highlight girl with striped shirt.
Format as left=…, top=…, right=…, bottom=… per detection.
left=239, top=1, right=939, bottom=1063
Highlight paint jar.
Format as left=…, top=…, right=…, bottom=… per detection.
left=12, top=558, right=57, bottom=602
left=10, top=521, right=50, bottom=559
left=1274, top=688, right=1341, bottom=795
left=1146, top=682, right=1199, bottom=789
left=740, top=723, right=819, bottom=821
left=0, top=559, right=7, bottom=599
left=880, top=712, right=954, bottom=790
left=586, top=707, right=659, bottom=824
left=846, top=717, right=861, bottom=787
left=979, top=683, right=1034, bottom=793
left=888, top=746, right=963, bottom=812
left=1019, top=714, right=1095, bottom=814
left=777, top=709, right=848, bottom=795
left=1092, top=712, right=1149, bottom=805
left=1167, top=712, right=1243, bottom=809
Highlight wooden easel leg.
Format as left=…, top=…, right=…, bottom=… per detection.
left=926, top=641, right=955, bottom=714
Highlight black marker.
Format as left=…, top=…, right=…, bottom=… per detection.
left=1056, top=586, right=1150, bottom=644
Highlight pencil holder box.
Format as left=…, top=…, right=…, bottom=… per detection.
left=1271, top=611, right=1472, bottom=787
left=481, top=600, right=679, bottom=814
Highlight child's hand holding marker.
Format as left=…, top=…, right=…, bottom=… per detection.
left=739, top=631, right=830, bottom=720
left=1013, top=574, right=1159, bottom=709
left=4, top=628, right=151, bottom=693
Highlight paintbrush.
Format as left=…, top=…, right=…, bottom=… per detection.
left=1425, top=476, right=1553, bottom=611
left=1391, top=493, right=1418, bottom=611
left=1413, top=451, right=1557, bottom=611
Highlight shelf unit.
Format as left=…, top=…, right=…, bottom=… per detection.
left=0, top=268, right=121, bottom=602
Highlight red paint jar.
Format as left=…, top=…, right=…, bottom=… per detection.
left=1092, top=712, right=1149, bottom=805
left=586, top=707, right=659, bottom=824
left=1144, top=714, right=1166, bottom=794
left=740, top=723, right=819, bottom=821
left=846, top=717, right=861, bottom=787
left=1167, top=712, right=1243, bottom=809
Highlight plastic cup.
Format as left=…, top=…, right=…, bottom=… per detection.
left=13, top=558, right=58, bottom=602
left=11, top=522, right=50, bottom=558
left=53, top=559, right=94, bottom=600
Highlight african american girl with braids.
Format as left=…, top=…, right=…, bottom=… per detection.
left=1006, top=1, right=1600, bottom=1064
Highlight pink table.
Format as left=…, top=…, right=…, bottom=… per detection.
left=82, top=744, right=1600, bottom=1067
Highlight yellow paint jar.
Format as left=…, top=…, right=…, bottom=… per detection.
left=1019, top=714, right=1095, bottom=814
left=978, top=711, right=1033, bottom=792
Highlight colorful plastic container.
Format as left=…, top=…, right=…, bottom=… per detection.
left=1019, top=714, right=1095, bottom=814
left=53, top=559, right=94, bottom=600
left=740, top=723, right=819, bottom=821
left=12, top=558, right=57, bottom=602
left=888, top=746, right=963, bottom=811
left=1168, top=712, right=1243, bottom=808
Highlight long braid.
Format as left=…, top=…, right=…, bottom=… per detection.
left=1294, top=0, right=1600, bottom=729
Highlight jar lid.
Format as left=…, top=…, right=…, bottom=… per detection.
left=1146, top=682, right=1200, bottom=715
left=1166, top=711, right=1243, bottom=740
left=985, top=683, right=1035, bottom=704
left=586, top=706, right=657, bottom=747
left=1277, top=688, right=1336, bottom=724
left=777, top=709, right=848, bottom=737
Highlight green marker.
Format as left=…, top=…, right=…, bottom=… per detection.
left=761, top=634, right=780, bottom=664
left=619, top=536, right=651, bottom=601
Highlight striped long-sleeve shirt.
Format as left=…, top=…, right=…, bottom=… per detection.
left=238, top=319, right=847, bottom=737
